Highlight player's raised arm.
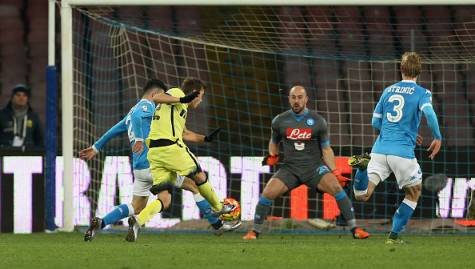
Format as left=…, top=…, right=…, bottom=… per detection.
left=153, top=90, right=200, bottom=104
left=420, top=91, right=442, bottom=160
left=79, top=119, right=127, bottom=160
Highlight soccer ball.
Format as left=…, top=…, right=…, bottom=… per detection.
left=219, top=198, right=241, bottom=221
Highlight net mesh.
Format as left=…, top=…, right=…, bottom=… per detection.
left=69, top=6, right=475, bottom=233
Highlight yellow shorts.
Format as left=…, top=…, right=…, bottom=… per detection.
left=147, top=142, right=200, bottom=186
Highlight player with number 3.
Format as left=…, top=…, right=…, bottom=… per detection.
left=349, top=52, right=442, bottom=244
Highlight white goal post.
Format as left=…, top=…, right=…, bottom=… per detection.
left=59, top=0, right=475, bottom=232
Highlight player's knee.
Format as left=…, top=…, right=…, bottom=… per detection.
left=132, top=201, right=146, bottom=214
left=157, top=192, right=172, bottom=209
left=355, top=194, right=370, bottom=202
left=326, top=177, right=343, bottom=196
left=331, top=184, right=343, bottom=196
left=262, top=178, right=288, bottom=200
left=405, top=184, right=422, bottom=201
left=131, top=197, right=148, bottom=214
left=193, top=172, right=207, bottom=185
left=181, top=178, right=199, bottom=194
left=262, top=187, right=279, bottom=200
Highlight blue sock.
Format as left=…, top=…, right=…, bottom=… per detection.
left=102, top=204, right=131, bottom=228
left=354, top=168, right=369, bottom=191
left=259, top=196, right=273, bottom=206
left=196, top=199, right=220, bottom=225
left=391, top=199, right=416, bottom=234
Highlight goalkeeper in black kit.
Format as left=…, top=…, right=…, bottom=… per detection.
left=243, top=86, right=370, bottom=240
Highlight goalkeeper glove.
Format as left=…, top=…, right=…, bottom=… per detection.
left=179, top=90, right=200, bottom=103
left=262, top=154, right=279, bottom=166
left=204, top=128, right=222, bottom=142
left=332, top=169, right=351, bottom=187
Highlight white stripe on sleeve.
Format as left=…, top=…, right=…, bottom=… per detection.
left=372, top=113, right=382, bottom=118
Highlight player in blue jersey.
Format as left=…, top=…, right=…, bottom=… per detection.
left=80, top=79, right=236, bottom=241
left=349, top=52, right=442, bottom=244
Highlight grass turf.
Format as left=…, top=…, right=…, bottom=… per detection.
left=0, top=232, right=474, bottom=269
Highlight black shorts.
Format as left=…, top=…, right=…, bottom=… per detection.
left=273, top=165, right=331, bottom=190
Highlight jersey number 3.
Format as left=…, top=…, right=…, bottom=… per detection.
left=387, top=94, right=405, bottom=123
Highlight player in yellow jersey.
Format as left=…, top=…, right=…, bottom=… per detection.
left=126, top=78, right=238, bottom=241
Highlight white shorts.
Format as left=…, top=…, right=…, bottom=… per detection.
left=133, top=168, right=186, bottom=196
left=133, top=169, right=153, bottom=197
left=367, top=153, right=422, bottom=189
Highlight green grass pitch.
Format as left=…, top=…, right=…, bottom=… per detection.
left=0, top=232, right=473, bottom=269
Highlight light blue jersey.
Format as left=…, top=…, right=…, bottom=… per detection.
left=371, top=80, right=442, bottom=159
left=93, top=99, right=155, bottom=170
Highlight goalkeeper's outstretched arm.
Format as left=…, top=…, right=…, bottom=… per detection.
left=269, top=139, right=279, bottom=156
left=262, top=116, right=281, bottom=166
left=321, top=145, right=336, bottom=170
left=262, top=139, right=280, bottom=167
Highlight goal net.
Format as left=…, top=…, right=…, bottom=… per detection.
left=63, top=5, right=475, bottom=233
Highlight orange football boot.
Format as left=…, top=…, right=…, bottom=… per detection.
left=242, top=230, right=259, bottom=240
left=352, top=227, right=370, bottom=239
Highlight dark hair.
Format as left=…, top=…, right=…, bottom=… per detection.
left=181, top=77, right=206, bottom=93
left=400, top=52, right=422, bottom=78
left=142, top=79, right=168, bottom=96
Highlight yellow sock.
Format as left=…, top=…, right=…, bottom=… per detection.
left=198, top=180, right=222, bottom=211
left=136, top=199, right=163, bottom=226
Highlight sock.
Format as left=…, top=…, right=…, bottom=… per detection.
left=101, top=204, right=132, bottom=228
left=391, top=198, right=417, bottom=235
left=334, top=190, right=356, bottom=228
left=353, top=168, right=369, bottom=194
left=136, top=199, right=163, bottom=226
left=253, top=196, right=273, bottom=233
left=197, top=179, right=222, bottom=211
left=193, top=193, right=220, bottom=225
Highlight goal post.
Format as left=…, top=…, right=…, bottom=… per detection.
left=59, top=1, right=475, bottom=232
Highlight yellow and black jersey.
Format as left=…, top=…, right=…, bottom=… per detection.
left=147, top=87, right=188, bottom=142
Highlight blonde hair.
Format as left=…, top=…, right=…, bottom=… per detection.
left=400, top=52, right=422, bottom=78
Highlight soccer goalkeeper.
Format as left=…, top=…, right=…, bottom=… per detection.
left=243, top=86, right=369, bottom=240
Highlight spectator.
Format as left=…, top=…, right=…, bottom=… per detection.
left=0, top=84, right=44, bottom=152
